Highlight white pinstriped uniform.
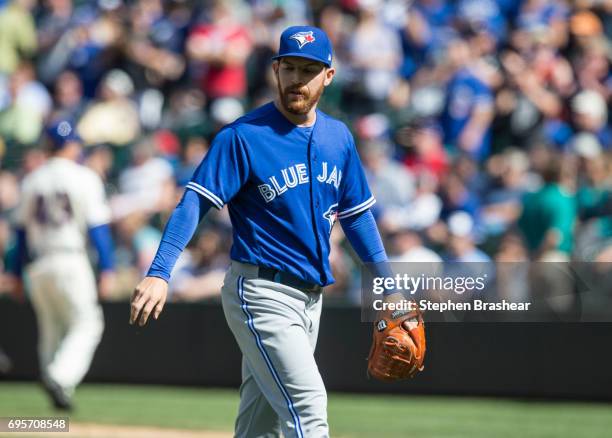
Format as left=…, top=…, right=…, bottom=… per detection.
left=16, top=157, right=110, bottom=393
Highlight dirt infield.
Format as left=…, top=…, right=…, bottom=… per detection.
left=1, top=422, right=233, bottom=438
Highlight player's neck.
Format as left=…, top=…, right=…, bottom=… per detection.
left=53, top=146, right=81, bottom=162
left=273, top=100, right=317, bottom=127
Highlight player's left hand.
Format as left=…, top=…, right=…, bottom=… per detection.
left=368, top=292, right=426, bottom=381
left=130, top=276, right=168, bottom=326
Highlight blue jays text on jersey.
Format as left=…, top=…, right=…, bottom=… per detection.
left=258, top=160, right=342, bottom=202
left=186, top=102, right=375, bottom=286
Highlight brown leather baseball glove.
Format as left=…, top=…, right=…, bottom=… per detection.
left=367, top=305, right=426, bottom=381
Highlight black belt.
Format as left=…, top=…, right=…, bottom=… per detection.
left=258, top=267, right=322, bottom=294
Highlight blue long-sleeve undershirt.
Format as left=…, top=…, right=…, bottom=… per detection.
left=88, top=224, right=115, bottom=272
left=147, top=189, right=212, bottom=282
left=339, top=210, right=386, bottom=263
left=340, top=210, right=394, bottom=287
left=11, top=228, right=28, bottom=277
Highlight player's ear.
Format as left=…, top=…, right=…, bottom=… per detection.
left=323, top=67, right=335, bottom=87
left=272, top=60, right=280, bottom=74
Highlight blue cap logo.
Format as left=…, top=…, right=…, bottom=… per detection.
left=57, top=121, right=73, bottom=138
left=290, top=31, right=316, bottom=49
left=46, top=119, right=82, bottom=149
left=272, top=26, right=333, bottom=67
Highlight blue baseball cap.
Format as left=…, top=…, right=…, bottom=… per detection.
left=46, top=120, right=82, bottom=149
left=272, top=26, right=333, bottom=67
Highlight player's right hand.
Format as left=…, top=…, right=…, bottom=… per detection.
left=98, top=271, right=116, bottom=301
left=130, top=276, right=168, bottom=326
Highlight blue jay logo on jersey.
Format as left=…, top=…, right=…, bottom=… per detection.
left=290, top=31, right=316, bottom=49
left=323, top=203, right=338, bottom=233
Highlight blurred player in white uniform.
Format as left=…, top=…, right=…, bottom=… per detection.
left=10, top=120, right=115, bottom=410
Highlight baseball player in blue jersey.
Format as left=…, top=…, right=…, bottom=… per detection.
left=130, top=26, right=395, bottom=437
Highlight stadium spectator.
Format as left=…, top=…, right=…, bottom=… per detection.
left=400, top=119, right=449, bottom=182
left=399, top=0, right=455, bottom=80
left=77, top=69, right=141, bottom=146
left=445, top=211, right=491, bottom=263
left=174, top=136, right=208, bottom=187
left=345, top=0, right=402, bottom=111
left=518, top=154, right=577, bottom=261
left=573, top=135, right=612, bottom=261
left=124, top=0, right=187, bottom=90
left=84, top=144, right=113, bottom=182
left=574, top=37, right=611, bottom=102
left=360, top=138, right=415, bottom=216
left=168, top=228, right=228, bottom=302
left=326, top=225, right=357, bottom=300
left=115, top=211, right=161, bottom=280
left=389, top=228, right=441, bottom=263
left=571, top=89, right=611, bottom=148
left=0, top=0, right=37, bottom=75
left=494, top=231, right=530, bottom=302
left=481, top=149, right=530, bottom=236
left=36, top=0, right=74, bottom=54
left=380, top=171, right=442, bottom=233
left=439, top=170, right=481, bottom=220
left=49, top=70, right=87, bottom=122
left=209, top=97, right=245, bottom=132
left=161, top=87, right=209, bottom=141
left=36, top=1, right=124, bottom=94
left=0, top=62, right=51, bottom=152
left=186, top=0, right=253, bottom=100
left=112, top=136, right=175, bottom=218
left=443, top=211, right=494, bottom=296
left=441, top=37, right=495, bottom=160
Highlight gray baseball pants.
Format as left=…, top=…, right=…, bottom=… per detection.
left=221, top=261, right=329, bottom=438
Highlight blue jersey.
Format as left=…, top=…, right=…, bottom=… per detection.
left=441, top=68, right=494, bottom=160
left=186, top=102, right=375, bottom=286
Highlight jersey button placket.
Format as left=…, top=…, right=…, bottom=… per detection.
left=311, top=150, right=319, bottom=208
left=307, top=132, right=327, bottom=285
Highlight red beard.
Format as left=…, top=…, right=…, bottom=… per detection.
left=276, top=77, right=324, bottom=115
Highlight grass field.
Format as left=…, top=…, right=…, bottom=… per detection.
left=1, top=382, right=612, bottom=437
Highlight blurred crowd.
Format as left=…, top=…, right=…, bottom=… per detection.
left=0, top=0, right=610, bottom=305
